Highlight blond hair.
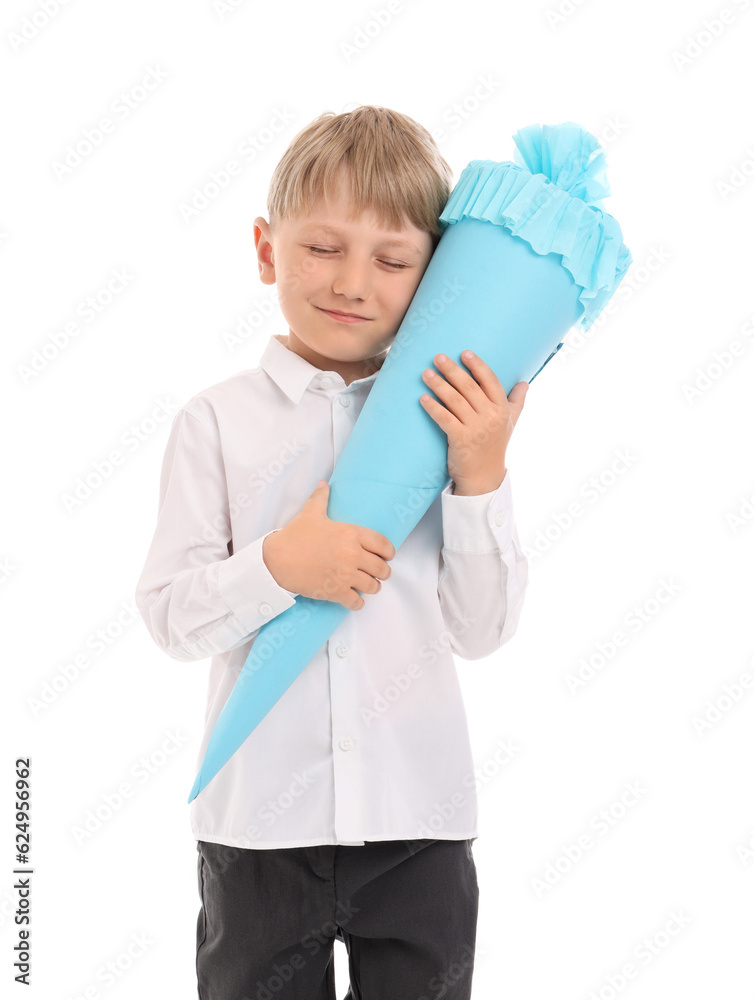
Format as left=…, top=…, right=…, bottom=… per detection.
left=266, top=106, right=453, bottom=247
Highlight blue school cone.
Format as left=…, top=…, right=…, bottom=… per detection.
left=188, top=121, right=632, bottom=803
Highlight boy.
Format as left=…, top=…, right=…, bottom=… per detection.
left=136, top=105, right=529, bottom=1000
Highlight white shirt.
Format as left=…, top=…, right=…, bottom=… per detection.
left=135, top=332, right=529, bottom=849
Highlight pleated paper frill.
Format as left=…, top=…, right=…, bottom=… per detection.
left=438, top=122, right=633, bottom=333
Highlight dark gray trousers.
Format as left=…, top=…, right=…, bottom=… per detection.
left=196, top=837, right=479, bottom=1000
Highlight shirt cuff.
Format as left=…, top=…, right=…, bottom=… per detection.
left=440, top=471, right=517, bottom=554
left=216, top=529, right=298, bottom=631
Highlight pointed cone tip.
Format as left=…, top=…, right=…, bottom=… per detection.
left=187, top=771, right=202, bottom=803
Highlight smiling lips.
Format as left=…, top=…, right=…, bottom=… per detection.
left=318, top=306, right=372, bottom=323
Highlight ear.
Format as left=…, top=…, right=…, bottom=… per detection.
left=253, top=217, right=276, bottom=285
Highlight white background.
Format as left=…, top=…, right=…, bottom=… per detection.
left=3, top=0, right=753, bottom=997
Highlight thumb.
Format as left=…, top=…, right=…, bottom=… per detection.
left=508, top=381, right=529, bottom=421
left=308, top=480, right=330, bottom=508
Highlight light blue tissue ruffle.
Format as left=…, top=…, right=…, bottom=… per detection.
left=438, top=122, right=632, bottom=333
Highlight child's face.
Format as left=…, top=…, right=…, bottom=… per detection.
left=254, top=168, right=434, bottom=385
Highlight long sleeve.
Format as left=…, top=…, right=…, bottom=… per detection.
left=135, top=406, right=298, bottom=663
left=437, top=469, right=529, bottom=660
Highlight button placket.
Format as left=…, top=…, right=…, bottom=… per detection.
left=332, top=390, right=355, bottom=464
left=325, top=390, right=370, bottom=841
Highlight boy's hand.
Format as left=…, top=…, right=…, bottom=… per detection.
left=419, top=350, right=528, bottom=496
left=262, top=482, right=395, bottom=611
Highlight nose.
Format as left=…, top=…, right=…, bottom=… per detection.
left=331, top=253, right=370, bottom=302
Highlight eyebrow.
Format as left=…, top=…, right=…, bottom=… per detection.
left=300, top=226, right=422, bottom=258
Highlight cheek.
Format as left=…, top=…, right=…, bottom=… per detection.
left=393, top=276, right=423, bottom=311
left=279, top=259, right=318, bottom=297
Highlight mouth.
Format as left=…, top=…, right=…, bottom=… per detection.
left=317, top=306, right=372, bottom=323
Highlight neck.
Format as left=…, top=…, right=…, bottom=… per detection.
left=280, top=333, right=386, bottom=386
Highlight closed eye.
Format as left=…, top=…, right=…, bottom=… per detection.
left=305, top=246, right=408, bottom=270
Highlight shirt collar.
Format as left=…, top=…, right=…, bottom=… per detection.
left=259, top=333, right=382, bottom=404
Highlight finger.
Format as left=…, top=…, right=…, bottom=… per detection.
left=419, top=391, right=456, bottom=434
left=353, top=570, right=382, bottom=595
left=459, top=351, right=507, bottom=406
left=357, top=527, right=396, bottom=562
left=422, top=363, right=475, bottom=420
left=346, top=591, right=366, bottom=611
left=362, top=551, right=392, bottom=581
left=429, top=355, right=487, bottom=413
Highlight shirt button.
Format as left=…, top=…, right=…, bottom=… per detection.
left=339, top=737, right=354, bottom=752
left=339, top=395, right=351, bottom=407
left=320, top=376, right=332, bottom=388
left=494, top=512, right=506, bottom=526
left=336, top=644, right=349, bottom=658
left=259, top=602, right=273, bottom=615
